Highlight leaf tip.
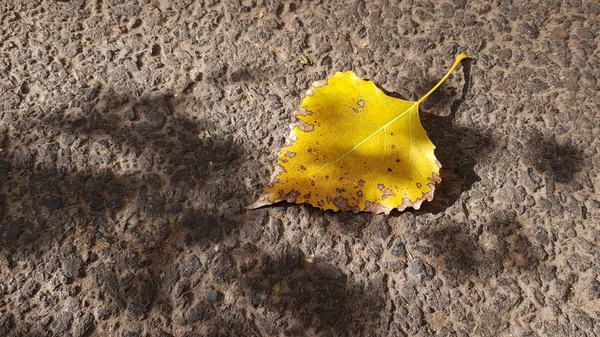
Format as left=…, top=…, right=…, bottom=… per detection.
left=248, top=193, right=271, bottom=210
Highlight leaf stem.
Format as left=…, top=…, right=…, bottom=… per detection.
left=417, top=53, right=469, bottom=105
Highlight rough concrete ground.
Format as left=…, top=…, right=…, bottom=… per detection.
left=1, top=0, right=599, bottom=336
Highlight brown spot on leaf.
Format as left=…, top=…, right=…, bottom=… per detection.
left=416, top=182, right=422, bottom=188
left=274, top=189, right=300, bottom=204
left=318, top=200, right=324, bottom=206
left=358, top=179, right=365, bottom=186
left=299, top=165, right=307, bottom=171
left=378, top=184, right=385, bottom=191
left=365, top=201, right=391, bottom=215
left=293, top=107, right=312, bottom=116
left=334, top=197, right=349, bottom=211
left=387, top=168, right=392, bottom=172
left=357, top=191, right=363, bottom=197
left=382, top=188, right=396, bottom=200
left=393, top=182, right=439, bottom=212
left=291, top=120, right=314, bottom=132
left=334, top=196, right=359, bottom=212
left=285, top=151, right=296, bottom=158
left=391, top=145, right=396, bottom=149
left=336, top=188, right=345, bottom=193
left=357, top=100, right=365, bottom=108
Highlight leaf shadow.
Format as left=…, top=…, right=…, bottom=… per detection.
left=382, top=59, right=492, bottom=214
left=382, top=59, right=487, bottom=214
left=416, top=112, right=493, bottom=214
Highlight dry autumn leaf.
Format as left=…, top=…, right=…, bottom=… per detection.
left=251, top=54, right=469, bottom=214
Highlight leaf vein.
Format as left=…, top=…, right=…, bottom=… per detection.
left=307, top=102, right=419, bottom=177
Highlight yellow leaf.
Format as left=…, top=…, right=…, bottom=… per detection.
left=251, top=54, right=469, bottom=214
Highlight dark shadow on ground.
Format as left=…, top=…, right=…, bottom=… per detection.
left=417, top=111, right=493, bottom=214
left=241, top=244, right=386, bottom=336
left=0, top=167, right=138, bottom=251
left=0, top=89, right=245, bottom=336
left=526, top=134, right=584, bottom=184
left=416, top=58, right=493, bottom=214
left=0, top=92, right=241, bottom=252
left=419, top=211, right=547, bottom=287
left=324, top=211, right=391, bottom=240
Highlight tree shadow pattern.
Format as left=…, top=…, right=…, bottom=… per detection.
left=0, top=60, right=521, bottom=337
left=527, top=133, right=584, bottom=184
left=1, top=91, right=240, bottom=249
left=242, top=244, right=386, bottom=337
left=420, top=211, right=547, bottom=287
left=0, top=87, right=244, bottom=336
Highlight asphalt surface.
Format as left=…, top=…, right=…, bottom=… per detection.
left=0, top=1, right=599, bottom=336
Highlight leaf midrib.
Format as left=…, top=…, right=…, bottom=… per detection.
left=304, top=53, right=468, bottom=178
left=306, top=101, right=419, bottom=177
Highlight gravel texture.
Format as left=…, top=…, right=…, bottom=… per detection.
left=1, top=0, right=599, bottom=336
